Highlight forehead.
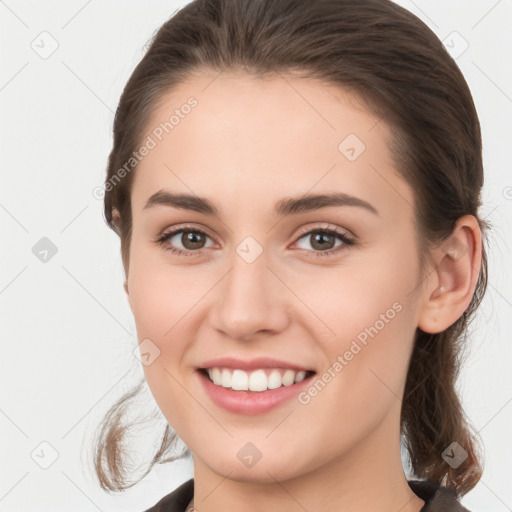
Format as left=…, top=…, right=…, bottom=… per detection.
left=130, top=71, right=414, bottom=221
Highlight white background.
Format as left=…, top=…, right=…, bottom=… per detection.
left=0, top=1, right=511, bottom=510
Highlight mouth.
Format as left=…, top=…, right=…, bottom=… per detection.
left=198, top=367, right=317, bottom=393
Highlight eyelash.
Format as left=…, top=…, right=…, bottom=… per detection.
left=155, top=224, right=355, bottom=259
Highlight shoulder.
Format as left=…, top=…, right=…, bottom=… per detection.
left=408, top=479, right=472, bottom=512
left=142, top=479, right=194, bottom=512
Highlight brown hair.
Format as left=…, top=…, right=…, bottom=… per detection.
left=93, top=0, right=490, bottom=497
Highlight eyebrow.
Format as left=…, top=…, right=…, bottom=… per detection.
left=143, top=189, right=379, bottom=217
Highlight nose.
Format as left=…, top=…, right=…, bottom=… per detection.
left=209, top=246, right=290, bottom=342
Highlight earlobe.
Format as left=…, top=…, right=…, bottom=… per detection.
left=112, top=207, right=121, bottom=233
left=417, top=215, right=482, bottom=334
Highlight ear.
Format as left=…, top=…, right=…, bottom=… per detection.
left=112, top=207, right=122, bottom=234
left=417, top=215, right=482, bottom=334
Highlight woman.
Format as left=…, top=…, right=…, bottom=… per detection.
left=93, top=0, right=489, bottom=510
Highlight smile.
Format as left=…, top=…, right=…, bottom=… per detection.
left=196, top=366, right=317, bottom=415
left=201, top=367, right=316, bottom=392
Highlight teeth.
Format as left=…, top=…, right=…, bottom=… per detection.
left=295, top=370, right=306, bottom=383
left=282, top=369, right=295, bottom=386
left=221, top=368, right=231, bottom=387
left=268, top=369, right=282, bottom=390
left=206, top=367, right=309, bottom=392
left=249, top=369, right=267, bottom=392
left=232, top=369, right=248, bottom=390
left=211, top=367, right=222, bottom=385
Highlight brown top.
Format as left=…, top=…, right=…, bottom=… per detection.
left=142, top=478, right=472, bottom=512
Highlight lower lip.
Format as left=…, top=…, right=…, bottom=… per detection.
left=197, top=370, right=315, bottom=415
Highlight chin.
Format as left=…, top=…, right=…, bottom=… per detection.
left=197, top=450, right=307, bottom=484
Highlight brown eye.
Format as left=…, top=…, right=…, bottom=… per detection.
left=179, top=230, right=207, bottom=250
left=293, top=227, right=355, bottom=258
left=308, top=231, right=337, bottom=251
left=156, top=227, right=214, bottom=256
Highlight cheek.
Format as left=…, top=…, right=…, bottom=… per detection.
left=128, top=242, right=212, bottom=338
left=128, top=259, right=198, bottom=428
left=291, top=247, right=418, bottom=345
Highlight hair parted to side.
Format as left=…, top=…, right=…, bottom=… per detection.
left=93, top=0, right=490, bottom=497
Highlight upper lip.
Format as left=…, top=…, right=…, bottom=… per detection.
left=198, top=357, right=315, bottom=372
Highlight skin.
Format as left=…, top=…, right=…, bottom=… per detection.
left=123, top=70, right=482, bottom=512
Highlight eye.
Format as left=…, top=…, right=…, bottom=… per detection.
left=155, top=226, right=215, bottom=257
left=292, top=225, right=355, bottom=258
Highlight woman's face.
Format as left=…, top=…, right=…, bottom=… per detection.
left=125, top=71, right=429, bottom=482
